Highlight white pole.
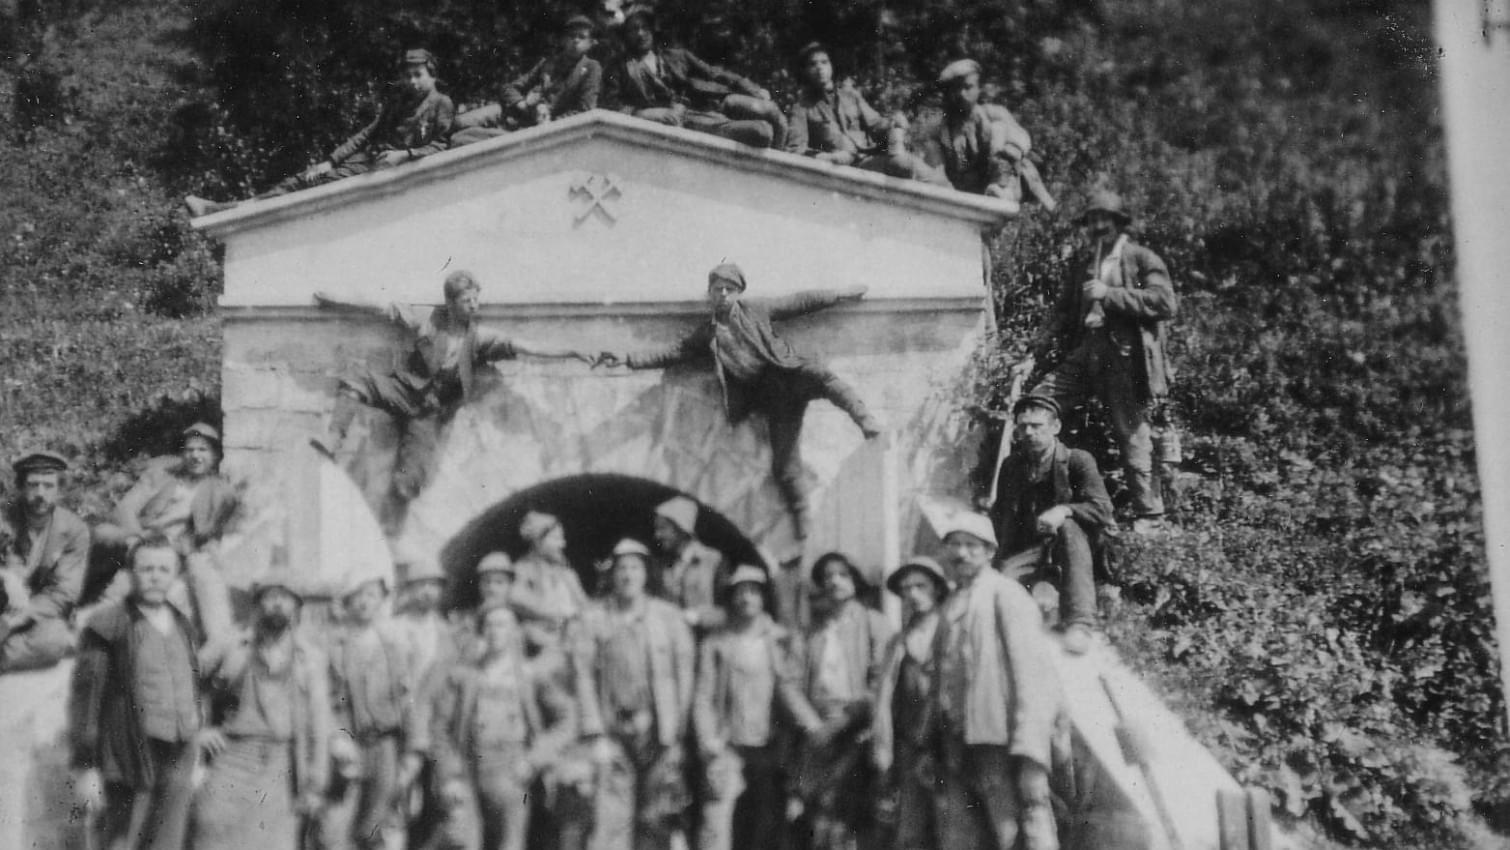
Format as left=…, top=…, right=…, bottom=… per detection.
left=1436, top=0, right=1510, bottom=733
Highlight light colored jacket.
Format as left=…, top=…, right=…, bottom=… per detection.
left=577, top=596, right=696, bottom=747
left=693, top=614, right=819, bottom=753
left=932, top=568, right=1062, bottom=767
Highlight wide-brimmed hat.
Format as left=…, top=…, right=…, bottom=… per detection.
left=810, top=551, right=868, bottom=589
left=654, top=496, right=699, bottom=536
left=476, top=551, right=515, bottom=576
left=1075, top=189, right=1133, bottom=226
left=938, top=512, right=998, bottom=549
left=885, top=556, right=950, bottom=598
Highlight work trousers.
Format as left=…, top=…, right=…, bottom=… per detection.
left=473, top=745, right=533, bottom=850
left=93, top=738, right=197, bottom=850
left=888, top=745, right=940, bottom=850
left=699, top=744, right=788, bottom=850
left=318, top=732, right=403, bottom=850
left=264, top=152, right=396, bottom=197
left=631, top=94, right=785, bottom=148
left=192, top=737, right=303, bottom=850
left=449, top=103, right=510, bottom=147
left=1034, top=342, right=1163, bottom=518
left=0, top=613, right=72, bottom=673
left=1001, top=519, right=1098, bottom=628
left=591, top=726, right=688, bottom=850
left=752, top=366, right=876, bottom=537
left=936, top=735, right=1056, bottom=850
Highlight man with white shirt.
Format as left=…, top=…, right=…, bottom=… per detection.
left=1028, top=190, right=1178, bottom=533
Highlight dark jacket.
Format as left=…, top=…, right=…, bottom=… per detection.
left=502, top=53, right=602, bottom=120
left=1049, top=237, right=1177, bottom=401
left=4, top=502, right=89, bottom=621
left=201, top=631, right=332, bottom=800
left=990, top=441, right=1114, bottom=556
left=608, top=47, right=762, bottom=112
left=112, top=457, right=240, bottom=548
left=797, top=599, right=892, bottom=714
left=626, top=290, right=848, bottom=423
left=330, top=88, right=456, bottom=165
left=786, top=84, right=890, bottom=157
left=69, top=601, right=202, bottom=786
left=934, top=104, right=1009, bottom=194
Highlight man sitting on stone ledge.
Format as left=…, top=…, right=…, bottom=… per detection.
left=314, top=271, right=593, bottom=531
left=932, top=58, right=1057, bottom=210
left=1, top=451, right=88, bottom=674
left=450, top=14, right=604, bottom=147
left=605, top=4, right=787, bottom=148
left=987, top=395, right=1113, bottom=655
left=598, top=263, right=882, bottom=542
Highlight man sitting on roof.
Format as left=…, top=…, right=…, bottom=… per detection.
left=605, top=4, right=787, bottom=149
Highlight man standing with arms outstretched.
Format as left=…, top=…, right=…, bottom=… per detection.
left=601, top=264, right=881, bottom=542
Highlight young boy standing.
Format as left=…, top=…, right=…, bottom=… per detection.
left=187, top=49, right=456, bottom=216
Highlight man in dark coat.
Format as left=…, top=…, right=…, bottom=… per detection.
left=451, top=15, right=604, bottom=146
left=1, top=450, right=89, bottom=673
left=988, top=396, right=1113, bottom=654
left=69, top=532, right=202, bottom=850
left=605, top=4, right=786, bottom=148
left=1028, top=190, right=1178, bottom=533
left=601, top=263, right=881, bottom=541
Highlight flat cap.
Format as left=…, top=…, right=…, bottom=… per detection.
left=622, top=3, right=655, bottom=24
left=1013, top=394, right=1061, bottom=420
left=939, top=512, right=998, bottom=548
left=12, top=451, right=68, bottom=477
left=707, top=263, right=747, bottom=292
left=339, top=575, right=389, bottom=599
left=937, top=58, right=981, bottom=86
left=182, top=422, right=221, bottom=444
left=795, top=41, right=828, bottom=66
left=654, top=496, right=699, bottom=536
left=885, top=555, right=950, bottom=597
left=477, top=551, right=515, bottom=575
left=611, top=538, right=652, bottom=561
left=727, top=564, right=769, bottom=588
left=519, top=511, right=561, bottom=545
left=563, top=14, right=597, bottom=33
left=403, top=48, right=436, bottom=67
left=252, top=577, right=306, bottom=604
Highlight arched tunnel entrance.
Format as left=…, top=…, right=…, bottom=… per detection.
left=439, top=473, right=764, bottom=609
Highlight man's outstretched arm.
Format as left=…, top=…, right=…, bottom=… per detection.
left=765, top=286, right=867, bottom=321
left=312, top=292, right=403, bottom=322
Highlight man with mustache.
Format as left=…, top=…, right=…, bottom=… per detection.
left=0, top=450, right=89, bottom=673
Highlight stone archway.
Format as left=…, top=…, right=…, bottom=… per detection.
left=438, top=472, right=762, bottom=609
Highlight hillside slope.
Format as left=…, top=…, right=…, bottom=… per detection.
left=0, top=0, right=1501, bottom=846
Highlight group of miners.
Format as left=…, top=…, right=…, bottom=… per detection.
left=3, top=423, right=1075, bottom=850
left=184, top=3, right=1056, bottom=217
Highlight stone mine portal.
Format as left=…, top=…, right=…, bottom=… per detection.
left=195, top=110, right=1013, bottom=585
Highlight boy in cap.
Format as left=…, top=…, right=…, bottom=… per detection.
left=69, top=533, right=201, bottom=850
left=430, top=604, right=578, bottom=850
left=577, top=538, right=696, bottom=850
left=314, top=271, right=593, bottom=531
left=600, top=263, right=881, bottom=541
left=192, top=578, right=332, bottom=850
left=605, top=4, right=787, bottom=148
left=87, top=422, right=239, bottom=641
left=933, top=513, right=1062, bottom=850
left=932, top=58, right=1056, bottom=209
left=1, top=450, right=88, bottom=673
left=786, top=43, right=946, bottom=185
left=186, top=49, right=456, bottom=216
left=475, top=551, right=516, bottom=611
left=694, top=564, right=823, bottom=850
left=1025, top=189, right=1178, bottom=535
left=794, top=552, right=893, bottom=850
left=987, top=395, right=1113, bottom=654
left=872, top=556, right=950, bottom=850
left=450, top=15, right=604, bottom=147
left=651, top=495, right=729, bottom=631
left=320, top=576, right=429, bottom=850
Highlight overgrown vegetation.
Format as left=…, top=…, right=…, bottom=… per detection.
left=1, top=0, right=1501, bottom=844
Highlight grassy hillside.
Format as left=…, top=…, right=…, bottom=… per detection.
left=0, top=0, right=1502, bottom=845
